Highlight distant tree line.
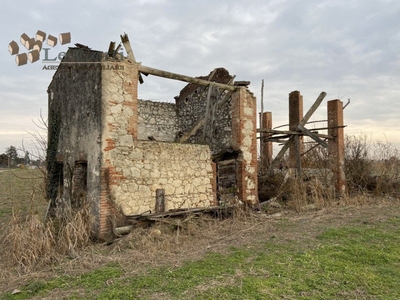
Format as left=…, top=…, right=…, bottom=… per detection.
left=0, top=145, right=41, bottom=168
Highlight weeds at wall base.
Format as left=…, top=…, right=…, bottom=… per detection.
left=2, top=201, right=93, bottom=273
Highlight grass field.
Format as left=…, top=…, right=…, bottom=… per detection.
left=0, top=169, right=399, bottom=299
left=0, top=168, right=46, bottom=223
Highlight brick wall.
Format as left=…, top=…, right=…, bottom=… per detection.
left=231, top=87, right=258, bottom=205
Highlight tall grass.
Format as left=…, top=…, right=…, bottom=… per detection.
left=1, top=177, right=93, bottom=272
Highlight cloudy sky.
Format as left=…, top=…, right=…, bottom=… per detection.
left=1, top=0, right=399, bottom=158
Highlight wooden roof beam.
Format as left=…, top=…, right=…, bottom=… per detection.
left=138, top=64, right=237, bottom=92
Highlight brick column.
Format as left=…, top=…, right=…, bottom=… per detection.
left=97, top=60, right=139, bottom=239
left=260, top=112, right=273, bottom=170
left=328, top=99, right=346, bottom=196
left=231, top=87, right=258, bottom=205
left=289, top=91, right=303, bottom=168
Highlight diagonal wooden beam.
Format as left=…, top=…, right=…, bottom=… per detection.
left=297, top=124, right=328, bottom=148
left=178, top=118, right=206, bottom=143
left=202, top=84, right=214, bottom=140
left=178, top=90, right=233, bottom=143
left=265, top=92, right=327, bottom=174
left=120, top=33, right=146, bottom=84
left=120, top=33, right=136, bottom=62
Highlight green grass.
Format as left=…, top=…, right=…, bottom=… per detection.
left=0, top=168, right=45, bottom=219
left=2, top=217, right=399, bottom=299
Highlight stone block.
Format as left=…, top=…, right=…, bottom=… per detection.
left=119, top=135, right=133, bottom=147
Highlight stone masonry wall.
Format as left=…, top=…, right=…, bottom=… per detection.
left=137, top=100, right=180, bottom=142
left=175, top=68, right=233, bottom=155
left=109, top=141, right=216, bottom=215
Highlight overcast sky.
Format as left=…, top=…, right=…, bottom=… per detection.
left=1, top=0, right=399, bottom=158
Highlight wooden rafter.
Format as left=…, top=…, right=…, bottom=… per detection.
left=138, top=64, right=237, bottom=91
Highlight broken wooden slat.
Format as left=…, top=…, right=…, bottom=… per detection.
left=304, top=125, right=346, bottom=131
left=234, top=81, right=250, bottom=86
left=258, top=132, right=333, bottom=142
left=120, top=33, right=136, bottom=62
left=258, top=129, right=302, bottom=135
left=120, top=33, right=145, bottom=84
left=126, top=206, right=225, bottom=220
left=258, top=126, right=345, bottom=133
left=108, top=41, right=115, bottom=57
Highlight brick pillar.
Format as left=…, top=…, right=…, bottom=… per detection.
left=260, top=112, right=273, bottom=170
left=328, top=99, right=346, bottom=196
left=231, top=87, right=258, bottom=205
left=98, top=167, right=114, bottom=240
left=289, top=91, right=303, bottom=168
left=97, top=60, right=138, bottom=239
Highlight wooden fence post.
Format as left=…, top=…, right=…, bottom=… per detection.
left=155, top=189, right=165, bottom=213
left=328, top=100, right=346, bottom=197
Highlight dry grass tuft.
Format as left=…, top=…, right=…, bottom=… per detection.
left=6, top=213, right=56, bottom=271
left=1, top=198, right=93, bottom=273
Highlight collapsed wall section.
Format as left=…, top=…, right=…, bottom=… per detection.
left=137, top=100, right=179, bottom=141
left=175, top=68, right=233, bottom=154
left=109, top=141, right=216, bottom=215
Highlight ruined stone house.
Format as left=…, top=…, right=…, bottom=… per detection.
left=47, top=46, right=258, bottom=239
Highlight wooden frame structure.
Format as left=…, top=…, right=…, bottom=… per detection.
left=258, top=91, right=346, bottom=196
